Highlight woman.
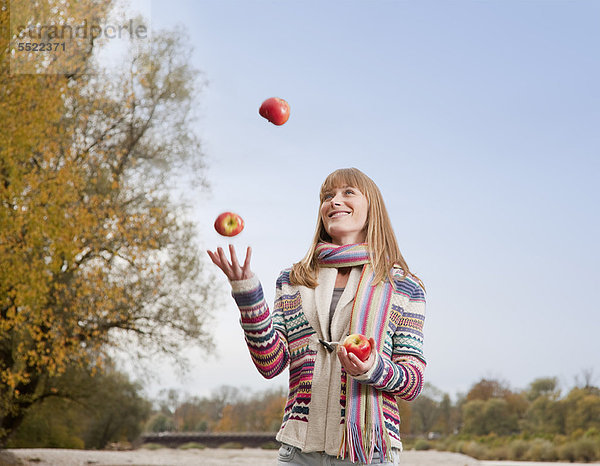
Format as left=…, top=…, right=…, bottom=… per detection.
left=207, top=168, right=426, bottom=465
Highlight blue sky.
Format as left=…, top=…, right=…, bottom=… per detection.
left=142, top=0, right=600, bottom=399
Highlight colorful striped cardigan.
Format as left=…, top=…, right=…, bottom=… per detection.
left=230, top=265, right=426, bottom=457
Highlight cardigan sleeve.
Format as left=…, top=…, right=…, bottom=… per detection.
left=353, top=277, right=426, bottom=400
left=230, top=272, right=290, bottom=379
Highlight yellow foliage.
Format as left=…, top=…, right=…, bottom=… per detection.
left=1, top=1, right=212, bottom=444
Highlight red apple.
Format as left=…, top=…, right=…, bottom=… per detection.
left=214, top=212, right=244, bottom=237
left=342, top=333, right=371, bottom=362
left=259, top=97, right=290, bottom=125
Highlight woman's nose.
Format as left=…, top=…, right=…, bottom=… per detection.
left=330, top=196, right=342, bottom=206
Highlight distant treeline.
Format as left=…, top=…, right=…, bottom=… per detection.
left=6, top=369, right=600, bottom=462
left=145, top=385, right=286, bottom=434
left=400, top=372, right=600, bottom=462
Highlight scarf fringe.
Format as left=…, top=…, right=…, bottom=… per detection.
left=339, top=421, right=391, bottom=464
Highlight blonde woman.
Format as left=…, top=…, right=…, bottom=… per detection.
left=207, top=168, right=426, bottom=465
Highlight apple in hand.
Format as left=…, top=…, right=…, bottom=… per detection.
left=259, top=97, right=290, bottom=125
left=214, top=212, right=244, bottom=237
left=342, top=333, right=372, bottom=362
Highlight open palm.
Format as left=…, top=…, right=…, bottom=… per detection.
left=206, top=244, right=253, bottom=281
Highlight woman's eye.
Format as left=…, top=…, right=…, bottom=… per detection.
left=345, top=189, right=355, bottom=195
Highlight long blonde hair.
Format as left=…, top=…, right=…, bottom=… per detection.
left=290, top=168, right=420, bottom=288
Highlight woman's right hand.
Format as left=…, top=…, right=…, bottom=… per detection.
left=206, top=244, right=253, bottom=281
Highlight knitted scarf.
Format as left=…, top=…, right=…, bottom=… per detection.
left=316, top=242, right=393, bottom=464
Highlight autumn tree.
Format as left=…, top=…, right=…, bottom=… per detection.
left=1, top=1, right=215, bottom=444
left=562, top=386, right=600, bottom=435
left=527, top=377, right=560, bottom=401
left=436, top=393, right=459, bottom=436
left=396, top=399, right=413, bottom=436
left=408, top=383, right=443, bottom=436
left=520, top=377, right=563, bottom=435
left=79, top=368, right=151, bottom=449
left=574, top=368, right=598, bottom=390
left=6, top=364, right=150, bottom=449
left=466, top=378, right=512, bottom=401
left=461, top=378, right=527, bottom=436
left=462, top=398, right=519, bottom=436
left=212, top=387, right=286, bottom=432
left=147, top=386, right=287, bottom=434
left=522, top=394, right=565, bottom=436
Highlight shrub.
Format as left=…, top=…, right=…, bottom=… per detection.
left=572, top=438, right=598, bottom=462
left=414, top=439, right=431, bottom=451
left=434, top=437, right=453, bottom=451
left=508, top=439, right=529, bottom=460
left=584, top=427, right=600, bottom=439
left=446, top=440, right=464, bottom=453
left=460, top=441, right=488, bottom=459
left=488, top=445, right=510, bottom=460
left=525, top=439, right=557, bottom=461
left=558, top=441, right=577, bottom=462
left=218, top=441, right=244, bottom=449
left=179, top=442, right=205, bottom=450
left=145, top=413, right=175, bottom=433
left=401, top=438, right=415, bottom=450
left=557, top=439, right=598, bottom=463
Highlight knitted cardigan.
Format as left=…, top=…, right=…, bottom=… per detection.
left=230, top=265, right=426, bottom=457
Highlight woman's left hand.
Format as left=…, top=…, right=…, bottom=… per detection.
left=337, top=337, right=376, bottom=377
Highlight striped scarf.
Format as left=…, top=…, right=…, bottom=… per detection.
left=316, top=242, right=393, bottom=464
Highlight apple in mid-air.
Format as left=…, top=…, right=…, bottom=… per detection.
left=342, top=333, right=372, bottom=362
left=259, top=97, right=290, bottom=126
left=214, top=212, right=244, bottom=237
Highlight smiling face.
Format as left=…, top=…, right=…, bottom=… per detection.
left=320, top=186, right=369, bottom=245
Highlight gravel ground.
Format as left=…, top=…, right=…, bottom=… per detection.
left=1, top=448, right=481, bottom=466
left=481, top=463, right=600, bottom=466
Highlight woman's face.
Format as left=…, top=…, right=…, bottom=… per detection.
left=320, top=186, right=369, bottom=245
